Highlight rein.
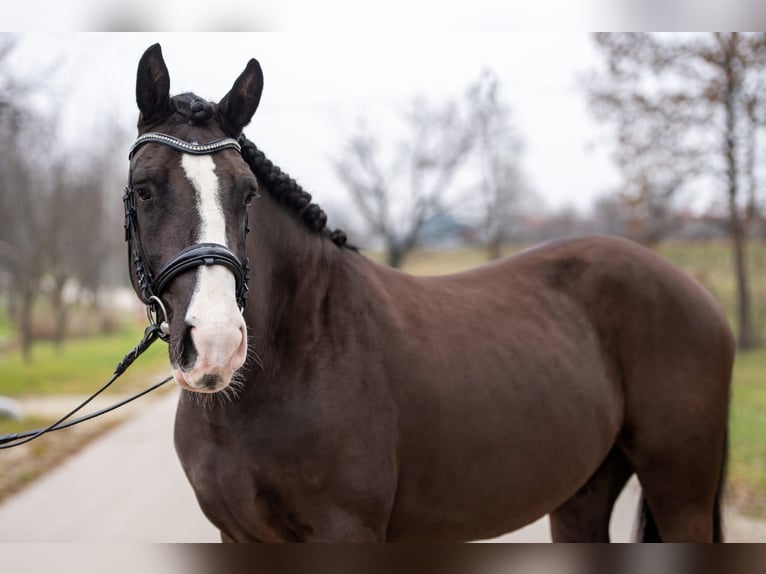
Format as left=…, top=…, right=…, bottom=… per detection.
left=0, top=324, right=170, bottom=449
left=0, top=133, right=252, bottom=449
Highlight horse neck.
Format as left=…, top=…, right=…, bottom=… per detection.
left=245, top=187, right=343, bottom=362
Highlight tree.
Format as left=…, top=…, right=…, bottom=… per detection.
left=0, top=139, right=52, bottom=360
left=42, top=161, right=109, bottom=347
left=0, top=35, right=128, bottom=358
left=467, top=71, right=529, bottom=260
left=333, top=96, right=474, bottom=268
left=743, top=85, right=766, bottom=237
left=586, top=32, right=766, bottom=349
left=0, top=36, right=50, bottom=360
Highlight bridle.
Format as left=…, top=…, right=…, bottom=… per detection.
left=0, top=132, right=254, bottom=449
left=124, top=132, right=251, bottom=341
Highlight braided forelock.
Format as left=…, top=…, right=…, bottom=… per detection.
left=238, top=135, right=352, bottom=249
left=172, top=93, right=216, bottom=126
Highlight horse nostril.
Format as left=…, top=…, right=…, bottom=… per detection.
left=179, top=326, right=198, bottom=370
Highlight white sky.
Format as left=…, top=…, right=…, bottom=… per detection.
left=4, top=0, right=763, bottom=32
left=7, top=32, right=621, bottom=215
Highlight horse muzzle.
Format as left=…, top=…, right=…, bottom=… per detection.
left=173, top=318, right=248, bottom=393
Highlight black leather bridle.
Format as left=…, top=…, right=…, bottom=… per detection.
left=124, top=132, right=251, bottom=341
left=1, top=132, right=256, bottom=449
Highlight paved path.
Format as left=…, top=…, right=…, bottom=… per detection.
left=0, top=389, right=762, bottom=542
left=0, top=390, right=218, bottom=542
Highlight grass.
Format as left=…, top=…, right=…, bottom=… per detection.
left=657, top=241, right=766, bottom=340
left=0, top=317, right=169, bottom=502
left=0, top=311, right=13, bottom=343
left=729, top=349, right=766, bottom=515
left=0, top=320, right=170, bottom=396
left=0, top=319, right=169, bottom=502
left=0, top=415, right=53, bottom=437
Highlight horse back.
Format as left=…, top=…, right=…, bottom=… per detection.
left=509, top=235, right=733, bottom=423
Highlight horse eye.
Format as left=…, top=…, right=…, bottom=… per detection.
left=244, top=186, right=259, bottom=206
left=135, top=186, right=152, bottom=201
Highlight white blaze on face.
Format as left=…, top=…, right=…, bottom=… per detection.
left=178, top=154, right=247, bottom=391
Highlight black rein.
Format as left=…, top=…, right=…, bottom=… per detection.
left=0, top=324, right=171, bottom=449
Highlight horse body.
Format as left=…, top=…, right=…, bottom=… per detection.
left=128, top=44, right=732, bottom=542
left=174, top=182, right=732, bottom=541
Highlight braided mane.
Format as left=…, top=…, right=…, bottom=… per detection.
left=170, top=93, right=350, bottom=249
left=238, top=136, right=350, bottom=249
left=173, top=93, right=216, bottom=125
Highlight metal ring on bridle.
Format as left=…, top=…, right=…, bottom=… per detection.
left=147, top=295, right=170, bottom=341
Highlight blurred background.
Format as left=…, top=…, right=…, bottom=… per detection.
left=0, top=32, right=765, bottom=541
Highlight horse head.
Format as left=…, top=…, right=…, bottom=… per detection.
left=126, top=43, right=262, bottom=394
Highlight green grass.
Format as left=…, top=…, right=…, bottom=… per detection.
left=0, top=321, right=169, bottom=396
left=657, top=241, right=766, bottom=340
left=0, top=310, right=13, bottom=341
left=729, top=348, right=766, bottom=514
left=0, top=415, right=54, bottom=436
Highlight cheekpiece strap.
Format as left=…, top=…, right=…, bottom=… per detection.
left=129, top=132, right=241, bottom=160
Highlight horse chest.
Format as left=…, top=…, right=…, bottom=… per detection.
left=175, top=427, right=302, bottom=541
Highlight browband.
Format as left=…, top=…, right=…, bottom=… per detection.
left=129, top=132, right=241, bottom=159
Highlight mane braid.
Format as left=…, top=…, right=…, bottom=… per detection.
left=172, top=93, right=216, bottom=126
left=238, top=135, right=353, bottom=249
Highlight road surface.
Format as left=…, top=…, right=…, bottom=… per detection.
left=0, top=389, right=761, bottom=542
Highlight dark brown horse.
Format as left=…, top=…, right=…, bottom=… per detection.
left=125, top=44, right=732, bottom=542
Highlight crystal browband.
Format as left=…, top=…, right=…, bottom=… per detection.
left=129, top=132, right=242, bottom=159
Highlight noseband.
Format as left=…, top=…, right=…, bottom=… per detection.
left=124, top=133, right=250, bottom=341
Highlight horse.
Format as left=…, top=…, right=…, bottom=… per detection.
left=124, top=43, right=733, bottom=542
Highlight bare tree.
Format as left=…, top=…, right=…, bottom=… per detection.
left=334, top=97, right=474, bottom=268
left=42, top=163, right=100, bottom=347
left=467, top=71, right=529, bottom=260
left=0, top=36, right=50, bottom=360
left=585, top=34, right=707, bottom=244
left=743, top=87, right=766, bottom=238
left=0, top=136, right=53, bottom=360
left=0, top=35, right=127, bottom=358
left=586, top=32, right=766, bottom=349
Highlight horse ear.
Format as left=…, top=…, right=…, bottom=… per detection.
left=218, top=59, right=264, bottom=136
left=136, top=43, right=171, bottom=125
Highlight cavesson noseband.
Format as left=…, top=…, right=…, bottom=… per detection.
left=124, top=132, right=250, bottom=341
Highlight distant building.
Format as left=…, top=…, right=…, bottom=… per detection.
left=418, top=214, right=478, bottom=248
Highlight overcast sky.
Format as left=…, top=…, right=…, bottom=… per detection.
left=7, top=32, right=621, bottom=215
